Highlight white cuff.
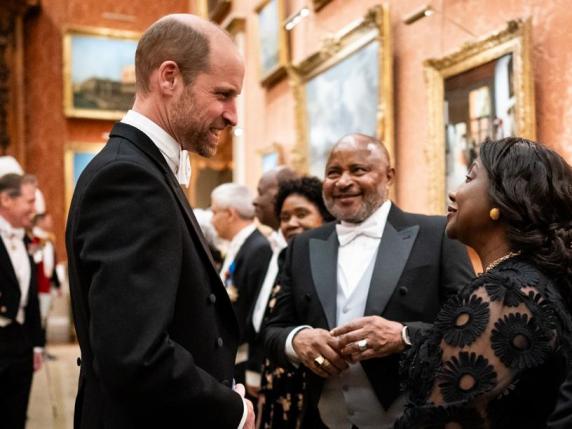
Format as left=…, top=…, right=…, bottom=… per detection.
left=245, top=370, right=261, bottom=388
left=237, top=395, right=248, bottom=429
left=34, top=347, right=44, bottom=354
left=401, top=325, right=412, bottom=346
left=285, top=325, right=312, bottom=364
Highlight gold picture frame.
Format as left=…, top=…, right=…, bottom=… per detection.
left=255, top=0, right=289, bottom=87
left=64, top=142, right=106, bottom=210
left=63, top=26, right=140, bottom=120
left=288, top=5, right=393, bottom=178
left=424, top=19, right=535, bottom=214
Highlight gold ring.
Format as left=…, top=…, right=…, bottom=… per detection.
left=314, top=355, right=325, bottom=367
left=321, top=359, right=331, bottom=369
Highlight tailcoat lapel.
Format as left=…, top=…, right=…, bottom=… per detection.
left=109, top=123, right=217, bottom=270
left=309, top=230, right=338, bottom=329
left=0, top=239, right=19, bottom=289
left=364, top=221, right=419, bottom=317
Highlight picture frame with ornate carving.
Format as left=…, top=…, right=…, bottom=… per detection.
left=289, top=5, right=393, bottom=179
left=64, top=142, right=106, bottom=210
left=259, top=142, right=285, bottom=173
left=255, top=0, right=289, bottom=87
left=424, top=19, right=535, bottom=214
left=312, top=0, right=333, bottom=12
left=63, top=26, right=140, bottom=120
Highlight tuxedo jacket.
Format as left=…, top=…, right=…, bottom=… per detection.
left=66, top=122, right=243, bottom=429
left=0, top=238, right=44, bottom=353
left=231, top=229, right=272, bottom=343
left=263, top=205, right=474, bottom=412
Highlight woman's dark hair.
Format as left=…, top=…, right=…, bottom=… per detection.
left=274, top=176, right=334, bottom=222
left=479, top=137, right=572, bottom=303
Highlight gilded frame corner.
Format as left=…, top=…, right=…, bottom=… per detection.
left=288, top=4, right=394, bottom=176
left=255, top=0, right=289, bottom=87
left=63, top=26, right=140, bottom=120
left=64, top=141, right=106, bottom=212
left=424, top=19, right=535, bottom=214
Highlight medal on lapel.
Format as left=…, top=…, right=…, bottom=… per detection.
left=224, top=261, right=239, bottom=303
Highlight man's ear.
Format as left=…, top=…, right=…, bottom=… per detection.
left=157, top=60, right=182, bottom=95
left=0, top=192, right=12, bottom=209
left=386, top=167, right=396, bottom=186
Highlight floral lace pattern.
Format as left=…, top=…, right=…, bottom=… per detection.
left=398, top=258, right=572, bottom=428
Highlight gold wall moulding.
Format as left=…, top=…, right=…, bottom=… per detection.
left=424, top=19, right=535, bottom=214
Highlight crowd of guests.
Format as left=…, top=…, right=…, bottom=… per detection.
left=195, top=133, right=572, bottom=429
left=4, top=12, right=567, bottom=429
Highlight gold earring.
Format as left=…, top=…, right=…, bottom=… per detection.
left=489, top=208, right=500, bottom=221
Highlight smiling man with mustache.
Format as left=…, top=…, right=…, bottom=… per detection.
left=263, top=133, right=474, bottom=429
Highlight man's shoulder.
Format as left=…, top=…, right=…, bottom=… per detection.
left=243, top=228, right=272, bottom=252
left=292, top=222, right=337, bottom=245
left=391, top=204, right=446, bottom=230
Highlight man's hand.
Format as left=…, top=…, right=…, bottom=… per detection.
left=292, top=328, right=348, bottom=378
left=331, top=316, right=405, bottom=363
left=33, top=350, right=43, bottom=372
left=234, top=383, right=255, bottom=429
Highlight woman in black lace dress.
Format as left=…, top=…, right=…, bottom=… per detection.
left=397, top=137, right=572, bottom=428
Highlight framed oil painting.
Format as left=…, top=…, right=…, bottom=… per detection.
left=64, top=142, right=105, bottom=209
left=424, top=19, right=535, bottom=213
left=255, top=0, right=288, bottom=87
left=290, top=5, right=393, bottom=178
left=63, top=26, right=140, bottom=120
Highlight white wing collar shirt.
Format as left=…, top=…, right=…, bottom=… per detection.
left=0, top=215, right=31, bottom=327
left=335, top=200, right=391, bottom=297
left=121, top=110, right=191, bottom=187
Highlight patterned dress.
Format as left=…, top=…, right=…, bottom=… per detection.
left=396, top=257, right=572, bottom=428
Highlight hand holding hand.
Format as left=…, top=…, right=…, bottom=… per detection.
left=331, top=316, right=405, bottom=363
left=292, top=328, right=348, bottom=378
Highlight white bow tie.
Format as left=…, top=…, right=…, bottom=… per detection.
left=336, top=222, right=382, bottom=246
left=177, top=150, right=192, bottom=187
left=0, top=226, right=25, bottom=241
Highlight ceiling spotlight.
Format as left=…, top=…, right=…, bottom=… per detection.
left=285, top=7, right=310, bottom=31
left=403, top=5, right=434, bottom=25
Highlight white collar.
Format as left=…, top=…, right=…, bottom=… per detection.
left=268, top=229, right=288, bottom=252
left=0, top=215, right=24, bottom=240
left=229, top=223, right=257, bottom=252
left=339, top=200, right=392, bottom=230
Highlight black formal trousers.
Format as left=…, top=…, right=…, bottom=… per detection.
left=66, top=122, right=243, bottom=428
left=263, top=205, right=475, bottom=423
left=0, top=238, right=44, bottom=429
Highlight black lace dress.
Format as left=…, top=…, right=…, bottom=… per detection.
left=396, top=257, right=572, bottom=429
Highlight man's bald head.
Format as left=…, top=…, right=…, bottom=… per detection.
left=254, top=166, right=298, bottom=229
left=135, top=14, right=234, bottom=94
left=329, top=133, right=391, bottom=168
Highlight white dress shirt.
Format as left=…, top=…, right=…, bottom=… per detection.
left=219, top=223, right=257, bottom=282
left=251, top=230, right=288, bottom=333
left=121, top=110, right=191, bottom=186
left=0, top=215, right=31, bottom=327
left=337, top=201, right=391, bottom=297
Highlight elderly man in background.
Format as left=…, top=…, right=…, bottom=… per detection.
left=66, top=13, right=254, bottom=428
left=0, top=173, right=44, bottom=429
left=211, top=183, right=272, bottom=398
left=264, top=134, right=474, bottom=428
